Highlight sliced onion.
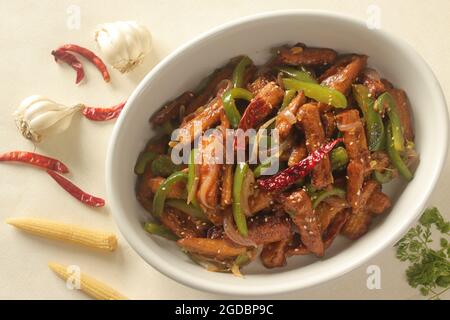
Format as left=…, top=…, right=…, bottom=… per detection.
left=337, top=121, right=362, bottom=132
left=223, top=211, right=257, bottom=248
left=251, top=116, right=277, bottom=160
left=240, top=170, right=255, bottom=216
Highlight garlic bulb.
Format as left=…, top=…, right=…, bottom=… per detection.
left=14, top=95, right=82, bottom=143
left=94, top=21, right=152, bottom=73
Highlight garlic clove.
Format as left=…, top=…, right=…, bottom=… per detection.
left=14, top=95, right=82, bottom=143
left=94, top=21, right=152, bottom=73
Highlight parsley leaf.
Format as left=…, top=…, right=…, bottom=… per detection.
left=395, top=207, right=450, bottom=299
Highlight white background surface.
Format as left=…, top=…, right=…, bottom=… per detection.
left=0, top=0, right=449, bottom=300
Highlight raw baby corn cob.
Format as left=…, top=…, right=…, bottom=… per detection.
left=49, top=262, right=127, bottom=300
left=6, top=217, right=117, bottom=251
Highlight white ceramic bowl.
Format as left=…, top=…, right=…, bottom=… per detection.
left=106, top=10, right=448, bottom=296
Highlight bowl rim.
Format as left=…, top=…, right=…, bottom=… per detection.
left=106, top=9, right=449, bottom=296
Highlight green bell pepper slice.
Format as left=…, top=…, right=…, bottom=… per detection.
left=312, top=187, right=346, bottom=209
left=376, top=92, right=405, bottom=152
left=232, top=56, right=253, bottom=88
left=232, top=163, right=249, bottom=237
left=279, top=89, right=297, bottom=111
left=373, top=170, right=393, bottom=184
left=277, top=67, right=317, bottom=83
left=144, top=222, right=178, bottom=241
left=152, top=171, right=188, bottom=218
left=166, top=199, right=207, bottom=221
left=282, top=78, right=347, bottom=109
left=352, top=85, right=385, bottom=151
left=134, top=151, right=157, bottom=175
left=330, top=146, right=349, bottom=170
left=151, top=154, right=182, bottom=178
left=386, top=123, right=413, bottom=181
left=222, top=88, right=253, bottom=128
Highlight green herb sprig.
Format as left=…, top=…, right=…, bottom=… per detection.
left=395, top=207, right=450, bottom=299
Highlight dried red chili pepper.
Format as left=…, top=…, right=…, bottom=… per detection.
left=51, top=49, right=85, bottom=84
left=57, top=44, right=110, bottom=83
left=257, top=138, right=343, bottom=192
left=0, top=151, right=69, bottom=174
left=82, top=101, right=126, bottom=121
left=46, top=170, right=105, bottom=207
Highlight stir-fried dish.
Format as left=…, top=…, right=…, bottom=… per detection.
left=135, top=43, right=418, bottom=275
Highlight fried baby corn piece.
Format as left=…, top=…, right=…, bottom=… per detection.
left=288, top=142, right=308, bottom=167
left=6, top=217, right=117, bottom=252
left=387, top=88, right=415, bottom=141
left=318, top=54, right=355, bottom=82
left=186, top=61, right=235, bottom=114
left=342, top=180, right=380, bottom=239
left=321, top=55, right=367, bottom=94
left=247, top=189, right=273, bottom=216
left=275, top=91, right=305, bottom=139
left=322, top=111, right=337, bottom=138
left=238, top=82, right=284, bottom=131
left=48, top=262, right=127, bottom=300
left=275, top=43, right=337, bottom=66
left=148, top=176, right=186, bottom=199
left=219, top=111, right=233, bottom=208
left=196, top=132, right=224, bottom=225
left=287, top=208, right=350, bottom=257
left=316, top=196, right=349, bottom=232
left=220, top=164, right=233, bottom=208
left=260, top=238, right=290, bottom=268
left=367, top=190, right=391, bottom=215
left=247, top=214, right=291, bottom=245
left=281, top=189, right=324, bottom=257
left=247, top=73, right=276, bottom=96
left=176, top=97, right=223, bottom=145
left=150, top=91, right=195, bottom=125
left=346, top=160, right=365, bottom=211
left=299, top=103, right=333, bottom=189
left=336, top=109, right=371, bottom=171
left=322, top=209, right=350, bottom=247
left=161, top=207, right=209, bottom=238
left=361, top=68, right=386, bottom=97
left=177, top=238, right=247, bottom=260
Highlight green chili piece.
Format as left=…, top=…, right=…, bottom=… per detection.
left=144, top=222, right=178, bottom=241
left=376, top=92, right=405, bottom=152
left=222, top=88, right=253, bottom=128
left=151, top=155, right=182, bottom=178
left=152, top=171, right=188, bottom=218
left=277, top=67, right=317, bottom=83
left=312, top=187, right=346, bottom=209
left=232, top=163, right=249, bottom=237
left=330, top=146, right=349, bottom=170
left=386, top=123, right=413, bottom=181
left=280, top=89, right=297, bottom=111
left=134, top=151, right=157, bottom=175
left=232, top=56, right=253, bottom=88
left=166, top=199, right=207, bottom=221
left=282, top=78, right=347, bottom=109
left=373, top=170, right=393, bottom=184
left=352, top=85, right=385, bottom=151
